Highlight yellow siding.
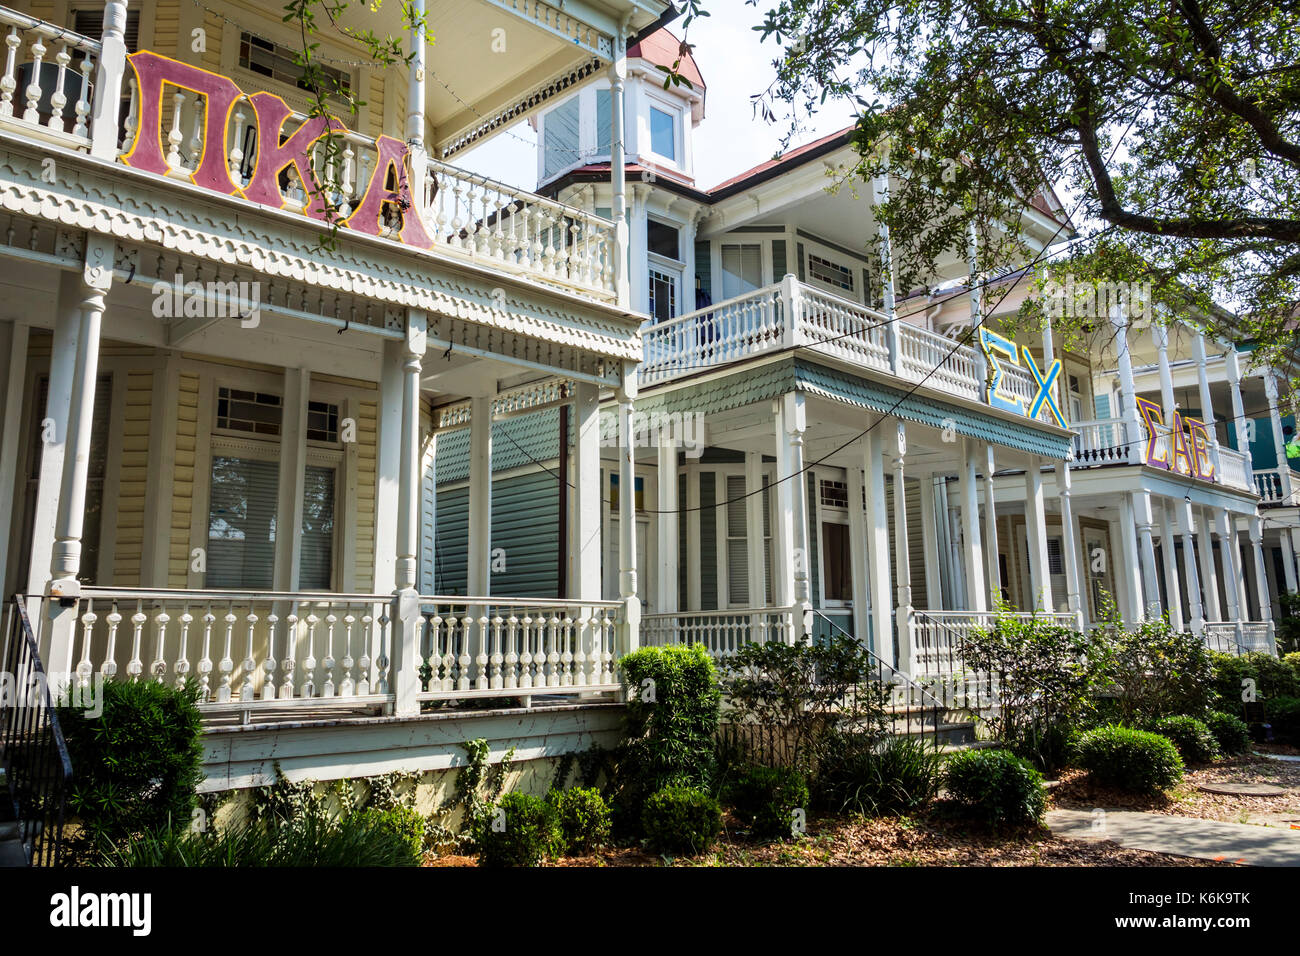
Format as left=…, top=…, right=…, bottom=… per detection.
left=154, top=3, right=180, bottom=58
left=202, top=10, right=222, bottom=73
left=368, top=73, right=386, bottom=139
left=26, top=2, right=56, bottom=22
left=355, top=399, right=377, bottom=585
left=112, top=370, right=152, bottom=584
left=168, top=371, right=200, bottom=587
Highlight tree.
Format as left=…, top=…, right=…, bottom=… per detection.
left=709, top=0, right=1300, bottom=378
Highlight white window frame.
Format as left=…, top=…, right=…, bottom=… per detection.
left=801, top=237, right=868, bottom=305
left=813, top=468, right=853, bottom=610
left=644, top=91, right=684, bottom=168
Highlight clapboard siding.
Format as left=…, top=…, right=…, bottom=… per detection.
left=167, top=370, right=200, bottom=586
left=435, top=408, right=562, bottom=484
left=354, top=399, right=378, bottom=587
left=153, top=3, right=179, bottom=57
left=699, top=471, right=717, bottom=609
left=112, top=370, right=152, bottom=584
left=419, top=397, right=436, bottom=594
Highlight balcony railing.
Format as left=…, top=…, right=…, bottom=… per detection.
left=639, top=278, right=1060, bottom=423
left=1202, top=621, right=1276, bottom=656
left=641, top=606, right=798, bottom=657
left=0, top=12, right=617, bottom=301
left=1252, top=466, right=1296, bottom=505
left=1069, top=416, right=1254, bottom=493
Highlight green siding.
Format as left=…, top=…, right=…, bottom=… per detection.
left=695, top=238, right=711, bottom=309
left=806, top=472, right=820, bottom=610
left=435, top=408, right=562, bottom=484
left=796, top=242, right=806, bottom=282
left=700, top=471, right=718, bottom=610
left=433, top=486, right=468, bottom=593
left=772, top=239, right=787, bottom=283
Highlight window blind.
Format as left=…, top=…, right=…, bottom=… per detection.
left=726, top=474, right=748, bottom=606
left=544, top=98, right=579, bottom=179
left=300, top=465, right=336, bottom=589
left=720, top=244, right=762, bottom=299
left=207, top=456, right=279, bottom=589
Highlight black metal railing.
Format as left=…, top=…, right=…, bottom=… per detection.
left=812, top=610, right=943, bottom=751
left=1, top=595, right=74, bottom=867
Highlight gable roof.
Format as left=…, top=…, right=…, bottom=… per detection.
left=628, top=28, right=705, bottom=92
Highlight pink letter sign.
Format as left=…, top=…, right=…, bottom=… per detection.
left=243, top=92, right=341, bottom=221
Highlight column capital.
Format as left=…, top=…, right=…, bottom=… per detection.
left=405, top=309, right=427, bottom=358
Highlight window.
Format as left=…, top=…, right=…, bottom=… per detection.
left=820, top=479, right=849, bottom=509
left=726, top=475, right=749, bottom=606
left=650, top=105, right=676, bottom=160
left=238, top=32, right=351, bottom=97
left=648, top=220, right=680, bottom=260
left=206, top=456, right=279, bottom=590
left=307, top=401, right=339, bottom=443
left=216, top=387, right=282, bottom=436
left=808, top=254, right=854, bottom=293
left=544, top=97, right=580, bottom=179
left=609, top=473, right=644, bottom=511
left=299, top=465, right=336, bottom=589
left=720, top=243, right=762, bottom=299
left=649, top=267, right=678, bottom=324
left=1047, top=537, right=1065, bottom=576
left=73, top=8, right=140, bottom=50
left=821, top=523, right=852, bottom=601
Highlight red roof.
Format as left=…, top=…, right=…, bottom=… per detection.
left=628, top=28, right=705, bottom=91
left=707, top=127, right=855, bottom=192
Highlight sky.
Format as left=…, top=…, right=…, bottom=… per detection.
left=453, top=0, right=858, bottom=192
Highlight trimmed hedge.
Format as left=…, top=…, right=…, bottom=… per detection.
left=476, top=792, right=561, bottom=867
left=1148, top=715, right=1221, bottom=764
left=642, top=785, right=722, bottom=855
left=1203, top=711, right=1251, bottom=756
left=942, top=748, right=1046, bottom=828
left=1076, top=725, right=1184, bottom=795
left=547, top=787, right=612, bottom=854
left=727, top=765, right=809, bottom=841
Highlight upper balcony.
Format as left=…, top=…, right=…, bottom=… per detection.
left=1072, top=416, right=1255, bottom=494
left=0, top=2, right=670, bottom=305
left=639, top=276, right=1061, bottom=426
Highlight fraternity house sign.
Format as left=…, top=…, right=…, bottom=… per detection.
left=1134, top=397, right=1217, bottom=482
left=979, top=329, right=1066, bottom=427
left=120, top=52, right=434, bottom=247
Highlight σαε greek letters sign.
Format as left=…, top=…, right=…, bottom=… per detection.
left=1134, top=396, right=1216, bottom=481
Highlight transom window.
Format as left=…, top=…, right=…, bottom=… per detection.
left=820, top=479, right=849, bottom=509
left=307, top=401, right=340, bottom=443
left=238, top=32, right=351, bottom=97
left=216, top=387, right=282, bottom=436
left=808, top=254, right=854, bottom=292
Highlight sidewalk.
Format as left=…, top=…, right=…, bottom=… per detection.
left=1047, top=809, right=1300, bottom=866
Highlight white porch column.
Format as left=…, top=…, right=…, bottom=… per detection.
left=847, top=462, right=871, bottom=640
left=1192, top=332, right=1222, bottom=474
left=273, top=368, right=309, bottom=592
left=685, top=465, right=701, bottom=610
left=786, top=394, right=811, bottom=637
left=1264, top=373, right=1294, bottom=503
left=1024, top=457, right=1052, bottom=611
left=1153, top=320, right=1176, bottom=425
left=390, top=312, right=426, bottom=715
left=1280, top=528, right=1298, bottom=594
left=1197, top=506, right=1222, bottom=620
left=372, top=342, right=405, bottom=592
left=1249, top=516, right=1274, bottom=627
left=89, top=0, right=129, bottom=159
left=1156, top=499, right=1183, bottom=631
left=656, top=438, right=678, bottom=613
left=1179, top=500, right=1205, bottom=634
left=571, top=382, right=602, bottom=600
left=745, top=451, right=766, bottom=612
left=1118, top=494, right=1145, bottom=624
left=1290, top=528, right=1300, bottom=600
left=864, top=433, right=892, bottom=661
left=1133, top=490, right=1163, bottom=619
left=967, top=221, right=988, bottom=385
left=1110, top=305, right=1144, bottom=463
left=608, top=20, right=630, bottom=308
left=957, top=439, right=986, bottom=612
left=405, top=0, right=427, bottom=199
left=1224, top=349, right=1253, bottom=486
left=1056, top=460, right=1084, bottom=628
left=983, top=444, right=1000, bottom=606
left=616, top=361, right=640, bottom=647
left=1217, top=509, right=1242, bottom=622
left=918, top=472, right=943, bottom=611
left=467, top=395, right=493, bottom=597
left=871, top=171, right=900, bottom=373
left=891, top=422, right=914, bottom=670
left=0, top=319, right=30, bottom=597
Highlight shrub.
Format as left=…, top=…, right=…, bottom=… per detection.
left=547, top=787, right=612, bottom=854
left=476, top=792, right=561, bottom=867
left=814, top=733, right=943, bottom=816
left=1283, top=651, right=1300, bottom=683
left=350, top=806, right=426, bottom=861
left=942, top=748, right=1046, bottom=828
left=101, top=805, right=424, bottom=867
left=1266, top=696, right=1300, bottom=744
left=1075, top=725, right=1184, bottom=795
left=1101, top=618, right=1215, bottom=722
left=613, top=645, right=721, bottom=835
left=727, top=765, right=809, bottom=841
left=59, top=678, right=204, bottom=858
left=1210, top=652, right=1300, bottom=710
left=1148, top=716, right=1221, bottom=764
left=1203, top=711, right=1251, bottom=756
left=641, top=785, right=722, bottom=855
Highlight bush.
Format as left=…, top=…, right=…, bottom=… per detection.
left=641, top=785, right=722, bottom=855
left=1283, top=651, right=1300, bottom=682
left=613, top=645, right=721, bottom=836
left=59, top=678, right=204, bottom=858
left=1203, top=711, right=1251, bottom=756
left=546, top=787, right=611, bottom=854
left=1266, top=696, right=1300, bottom=744
left=814, top=733, right=943, bottom=816
left=101, top=805, right=424, bottom=867
left=1075, top=725, right=1184, bottom=795
left=727, top=765, right=809, bottom=841
left=1210, top=652, right=1300, bottom=710
left=942, top=749, right=1046, bottom=828
left=1148, top=716, right=1221, bottom=764
left=350, top=806, right=426, bottom=861
left=476, top=792, right=561, bottom=867
left=1101, top=618, right=1216, bottom=722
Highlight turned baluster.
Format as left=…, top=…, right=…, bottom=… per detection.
left=22, top=31, right=45, bottom=124
left=504, top=615, right=520, bottom=688
left=164, top=91, right=186, bottom=170
left=572, top=614, right=590, bottom=686
left=127, top=607, right=146, bottom=681
left=216, top=611, right=236, bottom=702
left=519, top=614, right=534, bottom=689
left=339, top=143, right=354, bottom=216
left=489, top=614, right=504, bottom=689
left=120, top=76, right=137, bottom=152
left=76, top=609, right=96, bottom=689
left=239, top=611, right=258, bottom=700
left=340, top=613, right=356, bottom=696
left=457, top=613, right=473, bottom=691
left=46, top=41, right=70, bottom=131
left=357, top=613, right=373, bottom=696
left=279, top=612, right=299, bottom=699
left=322, top=613, right=337, bottom=697
left=228, top=104, right=246, bottom=185
left=375, top=610, right=391, bottom=695
left=474, top=612, right=490, bottom=690
left=261, top=613, right=278, bottom=700
left=302, top=613, right=319, bottom=697
left=197, top=611, right=215, bottom=701
left=0, top=27, right=20, bottom=119
left=175, top=611, right=193, bottom=691
left=72, top=53, right=91, bottom=139
left=151, top=610, right=170, bottom=682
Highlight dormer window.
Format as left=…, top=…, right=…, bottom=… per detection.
left=648, top=102, right=681, bottom=165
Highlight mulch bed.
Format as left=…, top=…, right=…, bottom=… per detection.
left=423, top=807, right=1228, bottom=867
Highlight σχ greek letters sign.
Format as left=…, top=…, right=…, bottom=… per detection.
left=979, top=329, right=1066, bottom=426
left=1134, top=397, right=1216, bottom=481
left=119, top=51, right=434, bottom=247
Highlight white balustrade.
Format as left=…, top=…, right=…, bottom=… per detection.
left=1070, top=417, right=1132, bottom=465
left=1217, top=446, right=1252, bottom=492
left=1202, top=621, right=1276, bottom=656
left=1254, top=467, right=1285, bottom=502
left=640, top=286, right=787, bottom=385
left=415, top=596, right=624, bottom=698
left=641, top=607, right=796, bottom=658
left=0, top=8, right=98, bottom=143
left=896, top=322, right=981, bottom=399
left=798, top=287, right=892, bottom=373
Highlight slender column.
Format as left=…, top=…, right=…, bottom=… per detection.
left=968, top=222, right=988, bottom=386
left=271, top=368, right=309, bottom=592
left=656, top=437, right=678, bottom=613
left=1153, top=320, right=1176, bottom=425
left=1024, top=457, right=1052, bottom=611
left=864, top=433, right=892, bottom=661
left=1110, top=305, right=1144, bottom=463
left=685, top=465, right=701, bottom=610
left=1224, top=349, right=1253, bottom=485
left=983, top=444, right=999, bottom=606
left=1282, top=528, right=1299, bottom=595
left=1249, top=516, right=1274, bottom=625
left=1290, top=528, right=1300, bottom=600
left=846, top=462, right=871, bottom=639
left=466, top=395, right=493, bottom=596
left=90, top=0, right=130, bottom=159
left=373, top=342, right=405, bottom=592
left=571, top=382, right=602, bottom=600
left=1192, top=332, right=1222, bottom=473
left=617, top=361, right=640, bottom=647
left=1217, top=510, right=1242, bottom=622
left=1056, top=460, right=1084, bottom=628
left=608, top=20, right=630, bottom=307
left=871, top=171, right=900, bottom=373
left=786, top=394, right=811, bottom=637
left=957, top=440, right=986, bottom=612
left=1133, top=491, right=1162, bottom=619
left=1264, top=373, right=1294, bottom=502
left=0, top=320, right=30, bottom=598
left=390, top=311, right=426, bottom=715
left=745, top=451, right=766, bottom=612
left=1157, top=499, right=1184, bottom=631
left=405, top=0, right=427, bottom=169
left=1117, top=495, right=1144, bottom=624
left=917, top=471, right=943, bottom=611
left=1196, top=507, right=1222, bottom=621
left=891, top=422, right=914, bottom=670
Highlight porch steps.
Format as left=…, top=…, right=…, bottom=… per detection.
left=883, top=703, right=978, bottom=748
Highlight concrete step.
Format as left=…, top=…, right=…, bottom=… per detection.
left=892, top=720, right=978, bottom=747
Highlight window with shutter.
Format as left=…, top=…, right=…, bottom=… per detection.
left=720, top=244, right=762, bottom=300
left=206, top=456, right=279, bottom=589
left=299, top=465, right=336, bottom=589
left=72, top=9, right=141, bottom=51
left=725, top=474, right=748, bottom=606
left=543, top=98, right=579, bottom=179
